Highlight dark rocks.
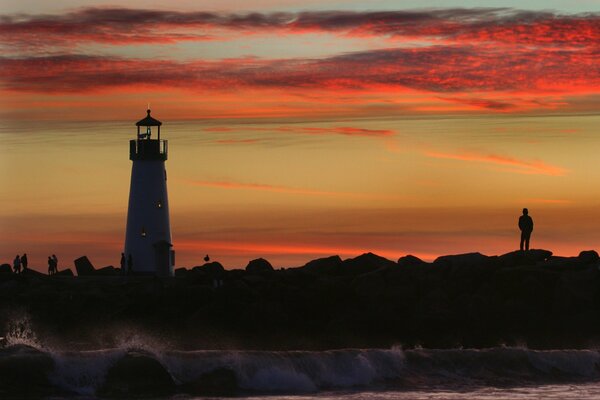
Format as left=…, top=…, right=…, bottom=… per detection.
left=434, top=252, right=491, bottom=268
left=95, top=266, right=119, bottom=276
left=99, top=352, right=175, bottom=398
left=74, top=256, right=96, bottom=276
left=0, top=346, right=56, bottom=397
left=499, top=249, right=553, bottom=266
left=397, top=255, right=427, bottom=267
left=578, top=250, right=599, bottom=264
left=0, top=264, right=12, bottom=274
left=301, top=255, right=342, bottom=274
left=341, top=253, right=396, bottom=275
left=246, top=258, right=274, bottom=274
left=54, top=268, right=74, bottom=277
left=181, top=368, right=238, bottom=396
left=193, top=261, right=225, bottom=275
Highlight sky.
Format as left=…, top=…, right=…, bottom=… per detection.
left=0, top=1, right=599, bottom=270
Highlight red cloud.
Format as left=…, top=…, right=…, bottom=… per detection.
left=1, top=45, right=598, bottom=96
left=1, top=8, right=598, bottom=48
left=425, top=150, right=567, bottom=176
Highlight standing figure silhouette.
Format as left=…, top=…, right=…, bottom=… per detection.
left=518, top=208, right=534, bottom=251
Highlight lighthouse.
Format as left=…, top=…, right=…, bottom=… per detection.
left=124, top=109, right=174, bottom=277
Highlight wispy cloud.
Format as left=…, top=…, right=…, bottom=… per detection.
left=205, top=125, right=395, bottom=137
left=425, top=150, right=567, bottom=176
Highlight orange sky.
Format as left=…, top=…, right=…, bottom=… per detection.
left=1, top=3, right=599, bottom=270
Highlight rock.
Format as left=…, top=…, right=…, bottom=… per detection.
left=74, top=256, right=96, bottom=276
left=99, top=351, right=175, bottom=398
left=21, top=268, right=47, bottom=278
left=301, top=255, right=343, bottom=274
left=578, top=250, right=599, bottom=264
left=246, top=258, right=274, bottom=274
left=54, top=268, right=74, bottom=277
left=352, top=270, right=386, bottom=297
left=0, top=264, right=12, bottom=274
left=499, top=249, right=552, bottom=266
left=0, top=345, right=56, bottom=397
left=192, top=261, right=225, bottom=275
left=342, top=253, right=396, bottom=275
left=95, top=266, right=119, bottom=276
left=397, top=255, right=427, bottom=267
left=174, top=267, right=189, bottom=277
left=434, top=252, right=490, bottom=268
left=181, top=368, right=238, bottom=396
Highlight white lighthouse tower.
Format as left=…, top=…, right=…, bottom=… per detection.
left=124, top=109, right=174, bottom=277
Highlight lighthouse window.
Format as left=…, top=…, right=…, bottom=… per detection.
left=141, top=227, right=146, bottom=237
left=157, top=200, right=163, bottom=208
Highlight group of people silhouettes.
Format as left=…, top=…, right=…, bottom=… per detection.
left=12, top=253, right=27, bottom=274
left=47, top=254, right=59, bottom=275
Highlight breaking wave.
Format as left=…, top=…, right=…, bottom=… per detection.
left=1, top=343, right=600, bottom=397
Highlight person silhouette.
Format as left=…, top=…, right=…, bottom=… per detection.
left=52, top=254, right=58, bottom=273
left=21, top=253, right=28, bottom=270
left=120, top=253, right=126, bottom=271
left=48, top=256, right=54, bottom=275
left=518, top=208, right=534, bottom=251
left=13, top=255, right=21, bottom=274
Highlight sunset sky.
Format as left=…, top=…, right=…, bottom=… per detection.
left=1, top=0, right=599, bottom=270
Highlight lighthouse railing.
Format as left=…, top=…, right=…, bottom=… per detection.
left=130, top=139, right=168, bottom=160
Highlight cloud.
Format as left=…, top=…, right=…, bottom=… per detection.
left=205, top=125, right=395, bottom=137
left=1, top=45, right=597, bottom=97
left=425, top=150, right=567, bottom=176
left=1, top=8, right=598, bottom=48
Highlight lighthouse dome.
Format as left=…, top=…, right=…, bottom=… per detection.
left=136, top=109, right=162, bottom=127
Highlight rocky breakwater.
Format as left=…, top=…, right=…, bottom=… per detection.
left=0, top=249, right=599, bottom=350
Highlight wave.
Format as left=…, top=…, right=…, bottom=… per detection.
left=1, top=344, right=600, bottom=397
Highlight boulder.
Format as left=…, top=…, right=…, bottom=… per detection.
left=578, top=250, right=599, bottom=265
left=301, top=255, right=342, bottom=274
left=54, top=268, right=74, bottom=277
left=181, top=368, right=238, bottom=396
left=192, top=261, right=225, bottom=275
left=21, top=268, right=47, bottom=278
left=397, top=255, right=427, bottom=268
left=74, top=256, right=96, bottom=276
left=95, top=266, right=119, bottom=276
left=174, top=267, right=189, bottom=277
left=99, top=352, right=175, bottom=397
left=0, top=264, right=12, bottom=274
left=434, top=252, right=490, bottom=268
left=341, top=253, right=396, bottom=275
left=246, top=258, right=274, bottom=274
left=0, top=346, right=56, bottom=397
left=498, top=249, right=552, bottom=266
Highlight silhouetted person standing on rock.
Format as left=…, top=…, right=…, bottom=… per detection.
left=13, top=255, right=21, bottom=274
left=519, top=208, right=534, bottom=251
left=21, top=253, right=28, bottom=270
left=120, top=253, right=126, bottom=271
